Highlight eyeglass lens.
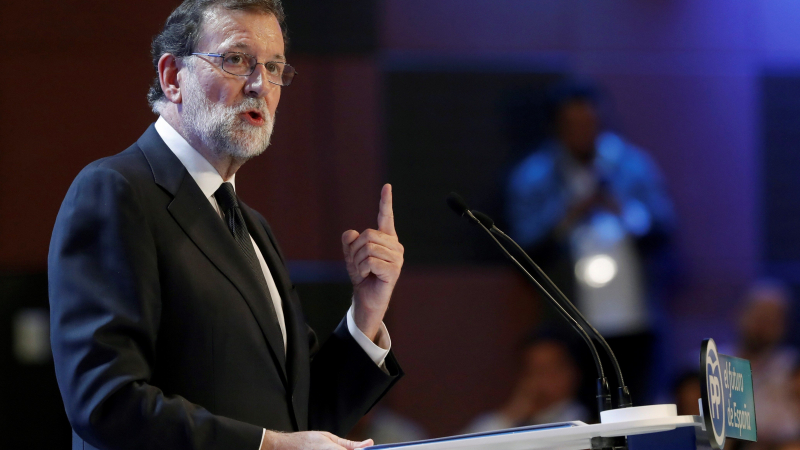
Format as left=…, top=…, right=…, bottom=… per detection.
left=221, top=52, right=295, bottom=86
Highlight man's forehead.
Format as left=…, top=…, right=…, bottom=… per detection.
left=198, top=7, right=285, bottom=60
left=225, top=41, right=286, bottom=61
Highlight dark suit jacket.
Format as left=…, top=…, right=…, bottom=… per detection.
left=48, top=124, right=402, bottom=450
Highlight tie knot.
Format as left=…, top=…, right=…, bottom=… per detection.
left=215, top=182, right=239, bottom=212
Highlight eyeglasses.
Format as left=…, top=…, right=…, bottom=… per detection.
left=190, top=52, right=297, bottom=87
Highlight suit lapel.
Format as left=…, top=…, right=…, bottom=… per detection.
left=137, top=124, right=288, bottom=382
left=240, top=205, right=293, bottom=303
left=240, top=204, right=307, bottom=393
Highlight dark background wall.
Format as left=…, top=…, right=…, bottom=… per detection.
left=5, top=0, right=800, bottom=447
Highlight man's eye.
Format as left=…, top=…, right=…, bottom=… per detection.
left=265, top=62, right=282, bottom=75
left=225, top=54, right=245, bottom=65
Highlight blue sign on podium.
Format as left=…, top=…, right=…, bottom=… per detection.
left=700, top=338, right=757, bottom=449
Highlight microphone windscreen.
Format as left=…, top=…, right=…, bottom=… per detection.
left=446, top=192, right=470, bottom=216
left=472, top=210, right=495, bottom=228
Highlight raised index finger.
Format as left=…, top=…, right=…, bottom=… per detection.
left=377, top=183, right=396, bottom=236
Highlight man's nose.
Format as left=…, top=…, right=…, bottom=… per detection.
left=245, top=64, right=276, bottom=98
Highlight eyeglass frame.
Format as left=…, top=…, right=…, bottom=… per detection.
left=190, top=51, right=297, bottom=87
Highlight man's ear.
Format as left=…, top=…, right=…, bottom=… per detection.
left=158, top=53, right=183, bottom=104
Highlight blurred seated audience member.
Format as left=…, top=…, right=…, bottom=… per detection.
left=506, top=80, right=676, bottom=404
left=672, top=370, right=701, bottom=417
left=663, top=370, right=708, bottom=449
left=791, top=364, right=800, bottom=435
left=346, top=406, right=427, bottom=445
left=735, top=280, right=799, bottom=448
left=463, top=331, right=589, bottom=433
left=777, top=442, right=800, bottom=450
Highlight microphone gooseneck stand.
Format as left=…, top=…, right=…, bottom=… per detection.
left=446, top=194, right=612, bottom=414
left=471, top=210, right=632, bottom=409
left=447, top=193, right=630, bottom=450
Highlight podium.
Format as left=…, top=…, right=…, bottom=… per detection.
left=368, top=405, right=705, bottom=450
left=365, top=339, right=753, bottom=449
left=438, top=201, right=759, bottom=449
left=366, top=337, right=759, bottom=450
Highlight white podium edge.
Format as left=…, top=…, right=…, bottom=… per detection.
left=367, top=415, right=703, bottom=450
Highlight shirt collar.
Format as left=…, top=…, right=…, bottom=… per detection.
left=154, top=116, right=235, bottom=199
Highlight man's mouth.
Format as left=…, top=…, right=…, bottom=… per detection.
left=242, top=110, right=266, bottom=126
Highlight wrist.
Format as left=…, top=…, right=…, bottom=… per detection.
left=261, top=430, right=283, bottom=450
left=352, top=302, right=386, bottom=342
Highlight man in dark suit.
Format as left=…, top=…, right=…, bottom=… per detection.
left=48, top=1, right=405, bottom=449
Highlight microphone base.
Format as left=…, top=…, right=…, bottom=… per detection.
left=596, top=377, right=613, bottom=413
left=600, top=404, right=678, bottom=424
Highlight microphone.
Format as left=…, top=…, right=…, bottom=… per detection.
left=474, top=210, right=632, bottom=408
left=446, top=193, right=484, bottom=226
left=445, top=192, right=470, bottom=217
left=471, top=210, right=494, bottom=229
left=446, top=192, right=614, bottom=414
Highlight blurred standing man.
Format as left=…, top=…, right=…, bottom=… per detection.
left=48, top=1, right=404, bottom=449
left=506, top=81, right=675, bottom=404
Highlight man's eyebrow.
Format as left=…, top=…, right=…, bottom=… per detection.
left=228, top=42, right=251, bottom=51
left=225, top=42, right=286, bottom=62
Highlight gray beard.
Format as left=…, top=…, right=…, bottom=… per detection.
left=182, top=69, right=275, bottom=161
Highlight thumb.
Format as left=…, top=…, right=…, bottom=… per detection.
left=342, top=230, right=359, bottom=260
left=336, top=436, right=373, bottom=450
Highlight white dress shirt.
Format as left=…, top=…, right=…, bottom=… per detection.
left=154, top=117, right=391, bottom=448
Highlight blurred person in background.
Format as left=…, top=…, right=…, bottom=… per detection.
left=791, top=365, right=800, bottom=441
left=672, top=370, right=701, bottom=417
left=347, top=406, right=427, bottom=445
left=668, top=370, right=707, bottom=447
left=505, top=80, right=676, bottom=404
left=734, top=280, right=800, bottom=448
left=463, top=330, right=590, bottom=433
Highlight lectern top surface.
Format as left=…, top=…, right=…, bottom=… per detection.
left=368, top=422, right=580, bottom=449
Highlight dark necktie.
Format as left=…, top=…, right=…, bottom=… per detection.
left=216, top=182, right=287, bottom=355
left=214, top=182, right=270, bottom=293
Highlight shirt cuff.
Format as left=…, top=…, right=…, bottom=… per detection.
left=259, top=429, right=266, bottom=450
left=346, top=303, right=391, bottom=369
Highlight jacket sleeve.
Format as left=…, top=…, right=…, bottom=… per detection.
left=307, top=316, right=403, bottom=436
left=48, top=165, right=263, bottom=450
left=244, top=203, right=404, bottom=437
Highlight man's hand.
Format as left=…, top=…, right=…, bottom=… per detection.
left=557, top=188, right=621, bottom=235
left=342, top=184, right=404, bottom=342
left=263, top=430, right=373, bottom=450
